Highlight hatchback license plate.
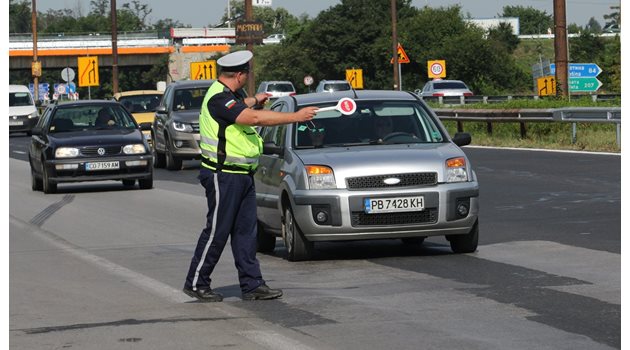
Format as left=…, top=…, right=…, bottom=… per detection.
left=364, top=196, right=424, bottom=214
left=85, top=161, right=120, bottom=171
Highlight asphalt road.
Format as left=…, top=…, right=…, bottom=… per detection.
left=9, top=133, right=621, bottom=349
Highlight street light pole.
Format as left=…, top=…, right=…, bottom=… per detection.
left=245, top=0, right=255, bottom=96
left=31, top=0, right=39, bottom=101
left=391, top=0, right=400, bottom=91
left=111, top=0, right=119, bottom=94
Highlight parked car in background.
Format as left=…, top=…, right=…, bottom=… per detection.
left=9, top=84, right=39, bottom=135
left=262, top=34, right=286, bottom=44
left=255, top=90, right=479, bottom=261
left=315, top=80, right=352, bottom=93
left=112, top=89, right=164, bottom=148
left=416, top=79, right=473, bottom=97
left=152, top=80, right=212, bottom=170
left=256, top=81, right=296, bottom=100
left=29, top=100, right=153, bottom=193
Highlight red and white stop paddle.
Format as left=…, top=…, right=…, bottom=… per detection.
left=315, top=97, right=357, bottom=115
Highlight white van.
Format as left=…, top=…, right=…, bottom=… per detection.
left=9, top=84, right=39, bottom=135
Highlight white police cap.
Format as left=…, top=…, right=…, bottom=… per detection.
left=217, top=50, right=253, bottom=72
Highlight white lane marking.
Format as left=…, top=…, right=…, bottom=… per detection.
left=465, top=145, right=620, bottom=156
left=477, top=240, right=620, bottom=304
left=238, top=330, right=315, bottom=350
left=13, top=150, right=26, bottom=154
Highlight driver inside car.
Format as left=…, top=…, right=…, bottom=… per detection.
left=374, top=116, right=394, bottom=140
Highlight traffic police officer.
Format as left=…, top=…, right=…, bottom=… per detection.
left=183, top=50, right=318, bottom=301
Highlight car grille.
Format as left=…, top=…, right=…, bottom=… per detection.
left=80, top=146, right=122, bottom=156
left=192, top=123, right=200, bottom=132
left=351, top=208, right=438, bottom=226
left=346, top=172, right=437, bottom=190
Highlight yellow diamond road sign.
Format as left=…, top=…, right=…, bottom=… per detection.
left=78, top=56, right=100, bottom=87
left=190, top=60, right=217, bottom=80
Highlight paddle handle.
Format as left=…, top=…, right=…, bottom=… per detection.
left=315, top=106, right=337, bottom=113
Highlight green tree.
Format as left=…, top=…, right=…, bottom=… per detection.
left=9, top=0, right=31, bottom=33
left=501, top=6, right=553, bottom=35
left=603, top=5, right=620, bottom=30
left=486, top=22, right=520, bottom=53
left=585, top=17, right=602, bottom=33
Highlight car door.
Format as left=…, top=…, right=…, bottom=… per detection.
left=154, top=85, right=173, bottom=151
left=29, top=106, right=53, bottom=174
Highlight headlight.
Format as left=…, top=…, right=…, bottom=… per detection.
left=55, top=147, right=79, bottom=158
left=28, top=111, right=38, bottom=119
left=123, top=144, right=146, bottom=154
left=172, top=121, right=193, bottom=133
left=306, top=165, right=336, bottom=189
left=446, top=157, right=468, bottom=183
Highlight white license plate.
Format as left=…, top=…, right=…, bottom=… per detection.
left=9, top=120, right=23, bottom=126
left=364, top=196, right=424, bottom=214
left=142, top=131, right=152, bottom=140
left=85, top=161, right=120, bottom=171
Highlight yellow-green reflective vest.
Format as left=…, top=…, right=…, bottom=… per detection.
left=199, top=81, right=262, bottom=174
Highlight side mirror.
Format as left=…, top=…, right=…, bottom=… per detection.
left=139, top=122, right=152, bottom=131
left=452, top=132, right=471, bottom=147
left=263, top=141, right=284, bottom=156
left=31, top=126, right=42, bottom=136
left=155, top=106, right=167, bottom=114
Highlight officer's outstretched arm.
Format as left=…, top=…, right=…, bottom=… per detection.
left=235, top=106, right=318, bottom=127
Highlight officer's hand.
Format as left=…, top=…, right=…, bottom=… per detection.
left=295, top=106, right=318, bottom=122
left=254, top=93, right=269, bottom=106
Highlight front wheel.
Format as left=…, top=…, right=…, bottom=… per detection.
left=31, top=164, right=42, bottom=191
left=282, top=206, right=313, bottom=261
left=448, top=221, right=478, bottom=254
left=153, top=131, right=166, bottom=168
left=165, top=139, right=182, bottom=171
left=42, top=165, right=57, bottom=194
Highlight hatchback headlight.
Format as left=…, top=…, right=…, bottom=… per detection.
left=173, top=121, right=193, bottom=133
left=123, top=144, right=146, bottom=154
left=446, top=157, right=468, bottom=183
left=55, top=147, right=79, bottom=158
left=306, top=165, right=336, bottom=189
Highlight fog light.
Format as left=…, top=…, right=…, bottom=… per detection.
left=457, top=203, right=469, bottom=217
left=55, top=164, right=79, bottom=170
left=316, top=211, right=328, bottom=223
left=174, top=140, right=184, bottom=148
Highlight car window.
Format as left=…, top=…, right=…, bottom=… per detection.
left=162, top=87, right=173, bottom=110
left=10, top=92, right=34, bottom=107
left=118, top=94, right=163, bottom=113
left=323, top=83, right=350, bottom=91
left=37, top=107, right=53, bottom=128
left=173, top=87, right=208, bottom=110
left=49, top=105, right=137, bottom=133
left=267, top=83, right=294, bottom=92
left=433, top=82, right=467, bottom=89
left=293, top=100, right=445, bottom=148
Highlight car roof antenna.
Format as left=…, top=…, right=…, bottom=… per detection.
left=347, top=75, right=359, bottom=99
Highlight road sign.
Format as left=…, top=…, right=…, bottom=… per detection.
left=391, top=43, right=410, bottom=64
left=568, top=77, right=602, bottom=92
left=253, top=0, right=272, bottom=6
left=190, top=60, right=216, bottom=80
left=56, top=84, right=66, bottom=94
left=345, top=68, right=363, bottom=89
left=427, top=60, right=446, bottom=79
left=304, top=75, right=314, bottom=86
left=28, top=83, right=50, bottom=101
left=61, top=67, right=75, bottom=82
left=536, top=75, right=556, bottom=96
left=32, top=61, right=42, bottom=77
left=78, top=56, right=99, bottom=87
left=550, top=63, right=602, bottom=78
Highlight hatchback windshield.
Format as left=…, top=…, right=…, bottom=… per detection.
left=267, top=83, right=294, bottom=92
left=294, top=101, right=445, bottom=148
left=433, top=82, right=467, bottom=89
left=323, top=83, right=351, bottom=92
left=118, top=94, right=162, bottom=113
left=49, top=105, right=137, bottom=133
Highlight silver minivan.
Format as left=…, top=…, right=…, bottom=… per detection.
left=9, top=84, right=39, bottom=135
left=254, top=90, right=479, bottom=261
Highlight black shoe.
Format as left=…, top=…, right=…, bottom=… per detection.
left=183, top=286, right=223, bottom=302
left=242, top=283, right=283, bottom=301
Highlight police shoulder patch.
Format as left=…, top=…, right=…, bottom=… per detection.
left=225, top=99, right=237, bottom=109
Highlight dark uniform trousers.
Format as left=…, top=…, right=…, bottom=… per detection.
left=185, top=167, right=264, bottom=294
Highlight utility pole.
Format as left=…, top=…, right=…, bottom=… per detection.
left=553, top=0, right=568, bottom=97
left=244, top=0, right=255, bottom=96
left=111, top=0, right=119, bottom=94
left=391, top=0, right=400, bottom=91
left=31, top=0, right=39, bottom=102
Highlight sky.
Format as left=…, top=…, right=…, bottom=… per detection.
left=33, top=0, right=619, bottom=29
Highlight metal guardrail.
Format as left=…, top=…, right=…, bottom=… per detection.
left=433, top=107, right=621, bottom=146
left=420, top=94, right=621, bottom=105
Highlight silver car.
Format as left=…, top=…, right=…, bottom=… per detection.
left=416, top=79, right=473, bottom=97
left=255, top=90, right=479, bottom=261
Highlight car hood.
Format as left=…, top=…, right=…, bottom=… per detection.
left=294, top=142, right=468, bottom=183
left=50, top=129, right=145, bottom=147
left=10, top=105, right=37, bottom=117
left=170, top=109, right=201, bottom=123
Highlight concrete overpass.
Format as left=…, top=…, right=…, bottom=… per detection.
left=9, top=28, right=237, bottom=81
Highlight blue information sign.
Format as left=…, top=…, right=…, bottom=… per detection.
left=550, top=63, right=602, bottom=78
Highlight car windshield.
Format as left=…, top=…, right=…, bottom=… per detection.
left=174, top=87, right=208, bottom=110
left=267, top=83, right=294, bottom=92
left=49, top=105, right=137, bottom=133
left=323, top=83, right=351, bottom=91
left=294, top=101, right=445, bottom=148
left=433, top=82, right=467, bottom=89
left=118, top=94, right=162, bottom=113
left=9, top=92, right=34, bottom=107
